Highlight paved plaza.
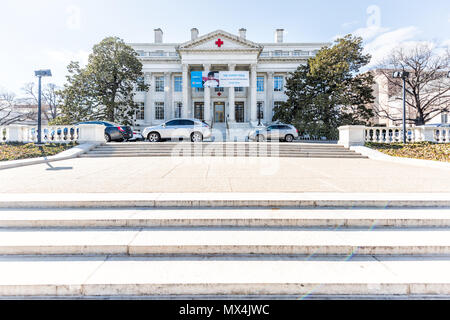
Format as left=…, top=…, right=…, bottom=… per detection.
left=1, top=156, right=449, bottom=193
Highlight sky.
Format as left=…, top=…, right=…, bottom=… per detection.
left=0, top=0, right=449, bottom=97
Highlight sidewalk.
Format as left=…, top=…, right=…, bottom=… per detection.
left=0, top=156, right=449, bottom=193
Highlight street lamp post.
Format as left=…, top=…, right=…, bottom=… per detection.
left=393, top=71, right=410, bottom=144
left=34, top=70, right=52, bottom=145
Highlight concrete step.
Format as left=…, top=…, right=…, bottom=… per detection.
left=1, top=208, right=449, bottom=228
left=1, top=193, right=449, bottom=208
left=0, top=229, right=449, bottom=256
left=0, top=256, right=449, bottom=297
left=96, top=147, right=349, bottom=151
left=90, top=148, right=355, bottom=153
left=81, top=153, right=367, bottom=159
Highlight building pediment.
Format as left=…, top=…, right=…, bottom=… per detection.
left=177, top=30, right=263, bottom=53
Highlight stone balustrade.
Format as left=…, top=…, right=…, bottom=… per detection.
left=339, top=125, right=449, bottom=148
left=0, top=124, right=106, bottom=144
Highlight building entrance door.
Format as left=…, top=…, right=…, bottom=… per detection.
left=235, top=102, right=245, bottom=123
left=214, top=102, right=225, bottom=123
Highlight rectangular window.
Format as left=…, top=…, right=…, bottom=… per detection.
left=174, top=76, right=182, bottom=92
left=442, top=113, right=449, bottom=124
left=174, top=102, right=183, bottom=118
left=274, top=76, right=284, bottom=92
left=234, top=87, right=244, bottom=92
left=155, top=76, right=165, bottom=92
left=135, top=103, right=145, bottom=120
left=155, top=102, right=165, bottom=120
left=195, top=87, right=204, bottom=92
left=215, top=87, right=225, bottom=92
left=257, top=77, right=264, bottom=92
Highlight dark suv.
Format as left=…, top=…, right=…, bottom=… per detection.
left=77, top=121, right=133, bottom=142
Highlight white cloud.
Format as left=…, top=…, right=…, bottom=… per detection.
left=358, top=26, right=424, bottom=67
left=353, top=25, right=389, bottom=41
left=45, top=49, right=90, bottom=67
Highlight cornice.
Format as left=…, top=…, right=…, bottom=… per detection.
left=178, top=29, right=263, bottom=50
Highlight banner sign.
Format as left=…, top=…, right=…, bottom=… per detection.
left=191, top=71, right=249, bottom=88
left=219, top=71, right=249, bottom=87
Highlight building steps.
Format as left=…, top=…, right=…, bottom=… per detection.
left=80, top=142, right=367, bottom=159
left=0, top=228, right=449, bottom=256
left=1, top=208, right=450, bottom=228
left=0, top=195, right=449, bottom=298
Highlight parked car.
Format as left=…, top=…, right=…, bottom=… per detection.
left=142, top=119, right=212, bottom=142
left=77, top=121, right=133, bottom=142
left=248, top=124, right=299, bottom=142
left=128, top=130, right=145, bottom=142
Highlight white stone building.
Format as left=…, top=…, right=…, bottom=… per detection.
left=370, top=70, right=449, bottom=127
left=129, top=28, right=328, bottom=133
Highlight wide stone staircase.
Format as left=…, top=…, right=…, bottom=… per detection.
left=81, top=142, right=367, bottom=159
left=0, top=193, right=449, bottom=299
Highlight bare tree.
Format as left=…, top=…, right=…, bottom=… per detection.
left=374, top=44, right=450, bottom=125
left=0, top=91, right=36, bottom=125
left=22, top=82, right=62, bottom=121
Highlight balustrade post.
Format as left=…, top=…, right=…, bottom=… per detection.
left=78, top=124, right=106, bottom=143
left=6, top=125, right=28, bottom=143
left=338, top=125, right=366, bottom=148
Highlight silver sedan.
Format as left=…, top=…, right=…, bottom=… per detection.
left=142, top=119, right=212, bottom=142
left=248, top=124, right=299, bottom=142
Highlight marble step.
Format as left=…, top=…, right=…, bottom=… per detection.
left=1, top=208, right=449, bottom=228
left=0, top=256, right=449, bottom=297
left=0, top=229, right=449, bottom=255
left=1, top=193, right=449, bottom=208
left=80, top=153, right=367, bottom=159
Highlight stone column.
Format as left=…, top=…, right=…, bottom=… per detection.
left=228, top=64, right=236, bottom=122
left=182, top=64, right=189, bottom=118
left=203, top=64, right=212, bottom=124
left=250, top=64, right=258, bottom=122
left=164, top=72, right=172, bottom=120
left=266, top=72, right=274, bottom=122
left=144, top=72, right=153, bottom=125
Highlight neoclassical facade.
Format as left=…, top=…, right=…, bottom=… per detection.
left=130, top=28, right=328, bottom=131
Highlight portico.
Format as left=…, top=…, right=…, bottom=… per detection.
left=130, top=28, right=329, bottom=132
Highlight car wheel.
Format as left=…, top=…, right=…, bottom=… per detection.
left=105, top=134, right=111, bottom=143
left=191, top=132, right=203, bottom=143
left=148, top=132, right=161, bottom=143
left=285, top=134, right=294, bottom=143
left=256, top=134, right=266, bottom=142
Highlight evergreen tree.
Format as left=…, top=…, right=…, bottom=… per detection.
left=274, top=35, right=375, bottom=139
left=58, top=37, right=148, bottom=125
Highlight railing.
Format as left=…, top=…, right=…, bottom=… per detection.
left=364, top=126, right=449, bottom=144
left=27, top=126, right=79, bottom=143
left=339, top=125, right=449, bottom=148
left=0, top=124, right=104, bottom=144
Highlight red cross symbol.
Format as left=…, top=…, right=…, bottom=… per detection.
left=215, top=39, right=224, bottom=47
left=217, top=92, right=222, bottom=97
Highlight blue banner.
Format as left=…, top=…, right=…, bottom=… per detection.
left=191, top=71, right=204, bottom=88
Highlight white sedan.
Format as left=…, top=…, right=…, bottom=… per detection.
left=142, top=119, right=212, bottom=143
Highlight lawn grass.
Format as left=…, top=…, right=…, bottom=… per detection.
left=0, top=143, right=77, bottom=162
left=366, top=142, right=450, bottom=163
